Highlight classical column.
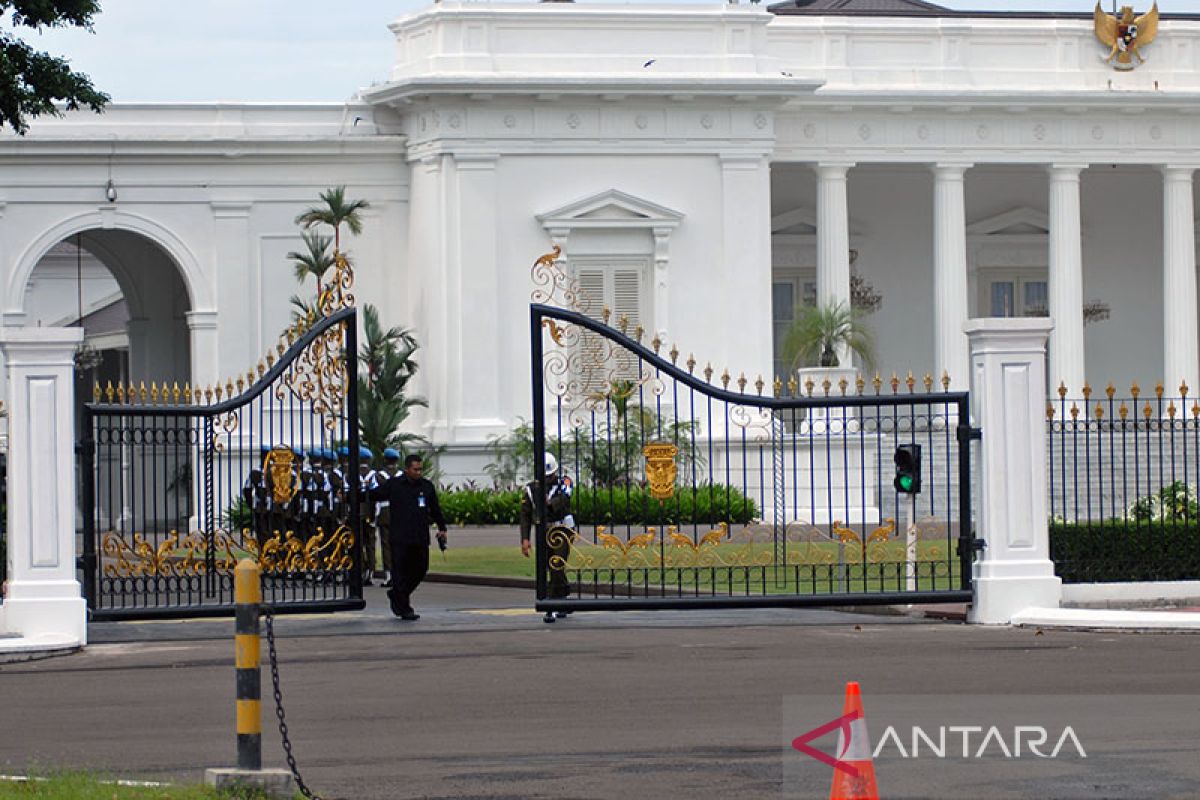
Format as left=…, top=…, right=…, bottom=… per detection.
left=932, top=163, right=972, bottom=390
left=815, top=162, right=854, bottom=364
left=0, top=327, right=88, bottom=646
left=1162, top=166, right=1199, bottom=394
left=452, top=154, right=506, bottom=441
left=722, top=154, right=773, bottom=383
left=186, top=310, right=219, bottom=393
left=1047, top=164, right=1087, bottom=396
left=964, top=318, right=1062, bottom=624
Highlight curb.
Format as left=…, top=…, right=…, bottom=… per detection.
left=425, top=572, right=969, bottom=620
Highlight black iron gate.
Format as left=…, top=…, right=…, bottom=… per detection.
left=529, top=301, right=978, bottom=613
left=81, top=307, right=364, bottom=620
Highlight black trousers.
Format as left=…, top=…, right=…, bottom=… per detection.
left=389, top=541, right=429, bottom=613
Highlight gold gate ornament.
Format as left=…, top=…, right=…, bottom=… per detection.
left=643, top=442, right=679, bottom=500
left=263, top=446, right=300, bottom=505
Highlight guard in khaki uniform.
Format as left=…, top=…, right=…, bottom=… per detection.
left=519, top=453, right=575, bottom=623
left=357, top=446, right=379, bottom=586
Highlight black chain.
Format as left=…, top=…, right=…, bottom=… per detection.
left=263, top=609, right=324, bottom=800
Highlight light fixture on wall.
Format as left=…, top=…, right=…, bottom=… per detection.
left=105, top=179, right=117, bottom=203
left=73, top=233, right=103, bottom=373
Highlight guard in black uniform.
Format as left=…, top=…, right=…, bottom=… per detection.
left=372, top=453, right=447, bottom=620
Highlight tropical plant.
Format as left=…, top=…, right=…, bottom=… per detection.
left=295, top=186, right=370, bottom=262
left=1125, top=481, right=1200, bottom=523
left=781, top=300, right=875, bottom=370
left=484, top=382, right=705, bottom=490
left=357, top=304, right=429, bottom=465
left=287, top=230, right=334, bottom=298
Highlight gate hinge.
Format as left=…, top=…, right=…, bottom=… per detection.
left=957, top=537, right=986, bottom=556
left=956, top=425, right=982, bottom=444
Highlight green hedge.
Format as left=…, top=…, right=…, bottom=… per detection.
left=438, top=484, right=758, bottom=527
left=1050, top=521, right=1200, bottom=583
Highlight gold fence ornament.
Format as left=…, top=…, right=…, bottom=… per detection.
left=643, top=442, right=679, bottom=500
left=263, top=446, right=301, bottom=505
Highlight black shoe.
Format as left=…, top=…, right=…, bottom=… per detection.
left=555, top=611, right=572, bottom=619
left=382, top=579, right=393, bottom=588
left=363, top=578, right=374, bottom=587
left=387, top=590, right=404, bottom=617
left=400, top=611, right=420, bottom=621
left=543, top=612, right=556, bottom=624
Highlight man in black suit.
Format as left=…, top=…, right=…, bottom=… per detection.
left=373, top=453, right=447, bottom=620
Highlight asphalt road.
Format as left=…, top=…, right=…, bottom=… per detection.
left=1, top=583, right=1197, bottom=799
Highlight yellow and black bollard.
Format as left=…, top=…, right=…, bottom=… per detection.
left=235, top=558, right=263, bottom=771
left=205, top=559, right=293, bottom=797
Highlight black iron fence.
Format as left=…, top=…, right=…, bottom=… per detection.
left=1048, top=384, right=1200, bottom=583
left=530, top=303, right=978, bottom=611
left=80, top=307, right=363, bottom=619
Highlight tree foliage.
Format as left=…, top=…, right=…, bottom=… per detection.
left=0, top=0, right=109, bottom=134
left=357, top=303, right=428, bottom=464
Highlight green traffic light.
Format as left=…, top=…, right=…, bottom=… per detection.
left=897, top=475, right=914, bottom=492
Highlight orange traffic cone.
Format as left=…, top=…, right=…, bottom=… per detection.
left=829, top=682, right=879, bottom=800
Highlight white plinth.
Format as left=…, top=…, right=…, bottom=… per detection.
left=0, top=327, right=88, bottom=646
left=964, top=318, right=1062, bottom=624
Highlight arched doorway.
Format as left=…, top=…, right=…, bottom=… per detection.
left=24, top=228, right=192, bottom=397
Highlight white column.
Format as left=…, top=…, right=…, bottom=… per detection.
left=0, top=327, right=88, bottom=646
left=1047, top=164, right=1087, bottom=395
left=185, top=310, right=219, bottom=391
left=453, top=154, right=506, bottom=441
left=964, top=318, right=1062, bottom=625
left=721, top=154, right=773, bottom=382
left=815, top=162, right=854, bottom=365
left=933, top=163, right=972, bottom=390
left=210, top=202, right=254, bottom=365
left=1162, top=166, right=1199, bottom=393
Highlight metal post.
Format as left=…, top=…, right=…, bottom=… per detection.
left=234, top=558, right=262, bottom=771
left=345, top=313, right=362, bottom=601
left=80, top=407, right=97, bottom=610
left=530, top=306, right=548, bottom=602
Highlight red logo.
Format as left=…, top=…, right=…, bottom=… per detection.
left=791, top=708, right=863, bottom=778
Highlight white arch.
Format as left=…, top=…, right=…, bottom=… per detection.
left=7, top=210, right=214, bottom=316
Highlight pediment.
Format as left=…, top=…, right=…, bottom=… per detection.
left=771, top=206, right=864, bottom=238
left=538, top=189, right=683, bottom=230
left=967, top=207, right=1050, bottom=237
left=771, top=208, right=817, bottom=236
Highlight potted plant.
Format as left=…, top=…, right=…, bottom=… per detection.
left=782, top=300, right=875, bottom=372
left=781, top=301, right=875, bottom=432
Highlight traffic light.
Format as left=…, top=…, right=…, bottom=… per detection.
left=893, top=444, right=921, bottom=495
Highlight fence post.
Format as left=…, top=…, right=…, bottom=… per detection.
left=0, top=327, right=87, bottom=647
left=964, top=318, right=1062, bottom=624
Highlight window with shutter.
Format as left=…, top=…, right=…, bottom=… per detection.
left=569, top=258, right=648, bottom=393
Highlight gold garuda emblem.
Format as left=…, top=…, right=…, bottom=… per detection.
left=643, top=442, right=678, bottom=500
left=263, top=446, right=300, bottom=505
left=1095, top=2, right=1159, bottom=70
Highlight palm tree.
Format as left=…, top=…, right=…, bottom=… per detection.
left=357, top=304, right=428, bottom=463
left=295, top=186, right=370, bottom=258
left=782, top=300, right=875, bottom=370
left=287, top=230, right=333, bottom=298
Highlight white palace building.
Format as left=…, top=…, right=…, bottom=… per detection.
left=4, top=0, right=1200, bottom=478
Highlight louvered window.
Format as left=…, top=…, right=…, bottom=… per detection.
left=572, top=258, right=648, bottom=392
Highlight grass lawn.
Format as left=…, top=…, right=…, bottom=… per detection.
left=431, top=542, right=965, bottom=595
left=0, top=772, right=285, bottom=799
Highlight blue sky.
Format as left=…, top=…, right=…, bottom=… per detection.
left=19, top=1, right=1200, bottom=102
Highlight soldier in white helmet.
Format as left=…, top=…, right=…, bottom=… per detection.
left=519, top=452, right=575, bottom=623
